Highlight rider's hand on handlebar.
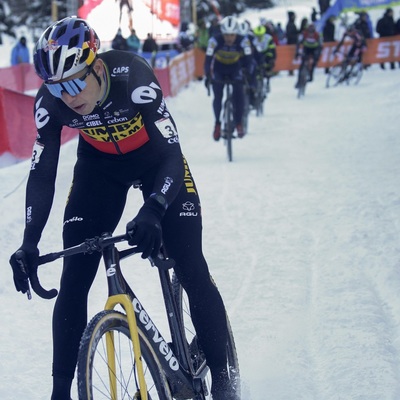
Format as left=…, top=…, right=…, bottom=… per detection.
left=9, top=245, right=39, bottom=294
left=126, top=196, right=166, bottom=259
left=204, top=74, right=211, bottom=89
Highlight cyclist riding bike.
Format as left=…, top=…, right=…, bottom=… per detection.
left=204, top=15, right=253, bottom=140
left=334, top=24, right=367, bottom=65
left=295, top=23, right=322, bottom=87
left=9, top=16, right=237, bottom=400
left=251, top=25, right=276, bottom=94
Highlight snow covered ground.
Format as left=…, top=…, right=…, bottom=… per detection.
left=1, top=2, right=400, bottom=400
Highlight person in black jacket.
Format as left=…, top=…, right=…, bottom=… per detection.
left=286, top=11, right=298, bottom=75
left=376, top=8, right=397, bottom=69
left=323, top=16, right=335, bottom=73
left=111, top=28, right=128, bottom=50
left=9, top=16, right=238, bottom=400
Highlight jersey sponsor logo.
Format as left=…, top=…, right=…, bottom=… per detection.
left=26, top=206, right=32, bottom=224
left=179, top=201, right=198, bottom=217
left=81, top=113, right=144, bottom=142
left=161, top=177, right=173, bottom=195
left=107, top=116, right=128, bottom=124
left=157, top=98, right=171, bottom=118
left=86, top=120, right=102, bottom=127
left=34, top=97, right=50, bottom=129
left=63, top=216, right=83, bottom=226
left=30, top=140, right=44, bottom=170
left=111, top=66, right=129, bottom=76
left=131, top=82, right=160, bottom=104
left=83, top=114, right=100, bottom=121
left=215, top=49, right=242, bottom=64
left=183, top=157, right=197, bottom=195
left=168, top=136, right=179, bottom=144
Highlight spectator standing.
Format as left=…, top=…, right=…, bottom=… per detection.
left=300, top=17, right=309, bottom=32
left=111, top=28, right=128, bottom=50
left=286, top=11, right=298, bottom=75
left=208, top=17, right=221, bottom=38
left=396, top=15, right=400, bottom=66
left=311, top=7, right=318, bottom=22
left=319, top=0, right=330, bottom=15
left=323, top=16, right=335, bottom=73
left=142, top=33, right=158, bottom=53
left=376, top=8, right=396, bottom=69
left=355, top=11, right=373, bottom=39
left=195, top=19, right=210, bottom=51
left=396, top=13, right=400, bottom=34
left=276, top=22, right=285, bottom=44
left=11, top=36, right=30, bottom=65
left=126, top=28, right=140, bottom=53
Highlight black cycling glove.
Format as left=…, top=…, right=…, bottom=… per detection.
left=9, top=244, right=39, bottom=294
left=126, top=196, right=166, bottom=259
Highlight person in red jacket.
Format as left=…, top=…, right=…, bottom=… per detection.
left=295, top=23, right=322, bottom=86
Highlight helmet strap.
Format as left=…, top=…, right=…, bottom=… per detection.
left=91, top=68, right=101, bottom=87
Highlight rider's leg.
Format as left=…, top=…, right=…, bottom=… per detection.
left=160, top=164, right=235, bottom=397
left=51, top=159, right=129, bottom=400
left=212, top=80, right=224, bottom=125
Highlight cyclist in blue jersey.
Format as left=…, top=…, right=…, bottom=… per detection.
left=204, top=15, right=253, bottom=140
left=9, top=16, right=238, bottom=400
left=295, top=23, right=322, bottom=87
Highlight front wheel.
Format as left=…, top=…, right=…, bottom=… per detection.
left=297, top=65, right=308, bottom=98
left=326, top=63, right=344, bottom=88
left=347, top=62, right=363, bottom=85
left=172, top=274, right=241, bottom=400
left=77, top=310, right=172, bottom=400
left=223, top=98, right=234, bottom=162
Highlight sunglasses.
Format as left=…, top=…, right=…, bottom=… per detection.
left=45, top=65, right=93, bottom=98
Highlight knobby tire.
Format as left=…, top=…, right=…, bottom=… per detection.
left=347, top=62, right=363, bottom=85
left=255, top=76, right=266, bottom=116
left=297, top=64, right=308, bottom=98
left=242, top=88, right=250, bottom=135
left=171, top=273, right=241, bottom=400
left=224, top=98, right=234, bottom=162
left=77, top=310, right=172, bottom=400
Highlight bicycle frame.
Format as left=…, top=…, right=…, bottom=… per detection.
left=37, top=233, right=209, bottom=399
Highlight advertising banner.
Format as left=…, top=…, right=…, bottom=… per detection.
left=316, top=0, right=400, bottom=31
left=143, top=0, right=180, bottom=27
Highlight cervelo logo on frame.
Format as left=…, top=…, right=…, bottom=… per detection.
left=132, top=298, right=179, bottom=371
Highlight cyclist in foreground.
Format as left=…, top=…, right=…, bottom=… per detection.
left=204, top=15, right=253, bottom=141
left=294, top=23, right=322, bottom=88
left=9, top=16, right=238, bottom=400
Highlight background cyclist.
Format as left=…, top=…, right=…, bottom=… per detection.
left=334, top=24, right=367, bottom=67
left=295, top=22, right=322, bottom=87
left=9, top=16, right=238, bottom=400
left=204, top=15, right=253, bottom=141
left=251, top=24, right=277, bottom=95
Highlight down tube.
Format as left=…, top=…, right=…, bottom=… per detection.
left=131, top=295, right=195, bottom=397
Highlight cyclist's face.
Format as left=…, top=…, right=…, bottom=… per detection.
left=223, top=33, right=236, bottom=46
left=55, top=59, right=105, bottom=115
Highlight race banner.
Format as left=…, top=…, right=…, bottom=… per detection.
left=316, top=0, right=400, bottom=31
left=143, top=0, right=180, bottom=26
left=78, top=0, right=104, bottom=19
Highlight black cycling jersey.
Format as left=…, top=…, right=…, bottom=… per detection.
left=26, top=51, right=184, bottom=245
left=23, top=50, right=229, bottom=389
